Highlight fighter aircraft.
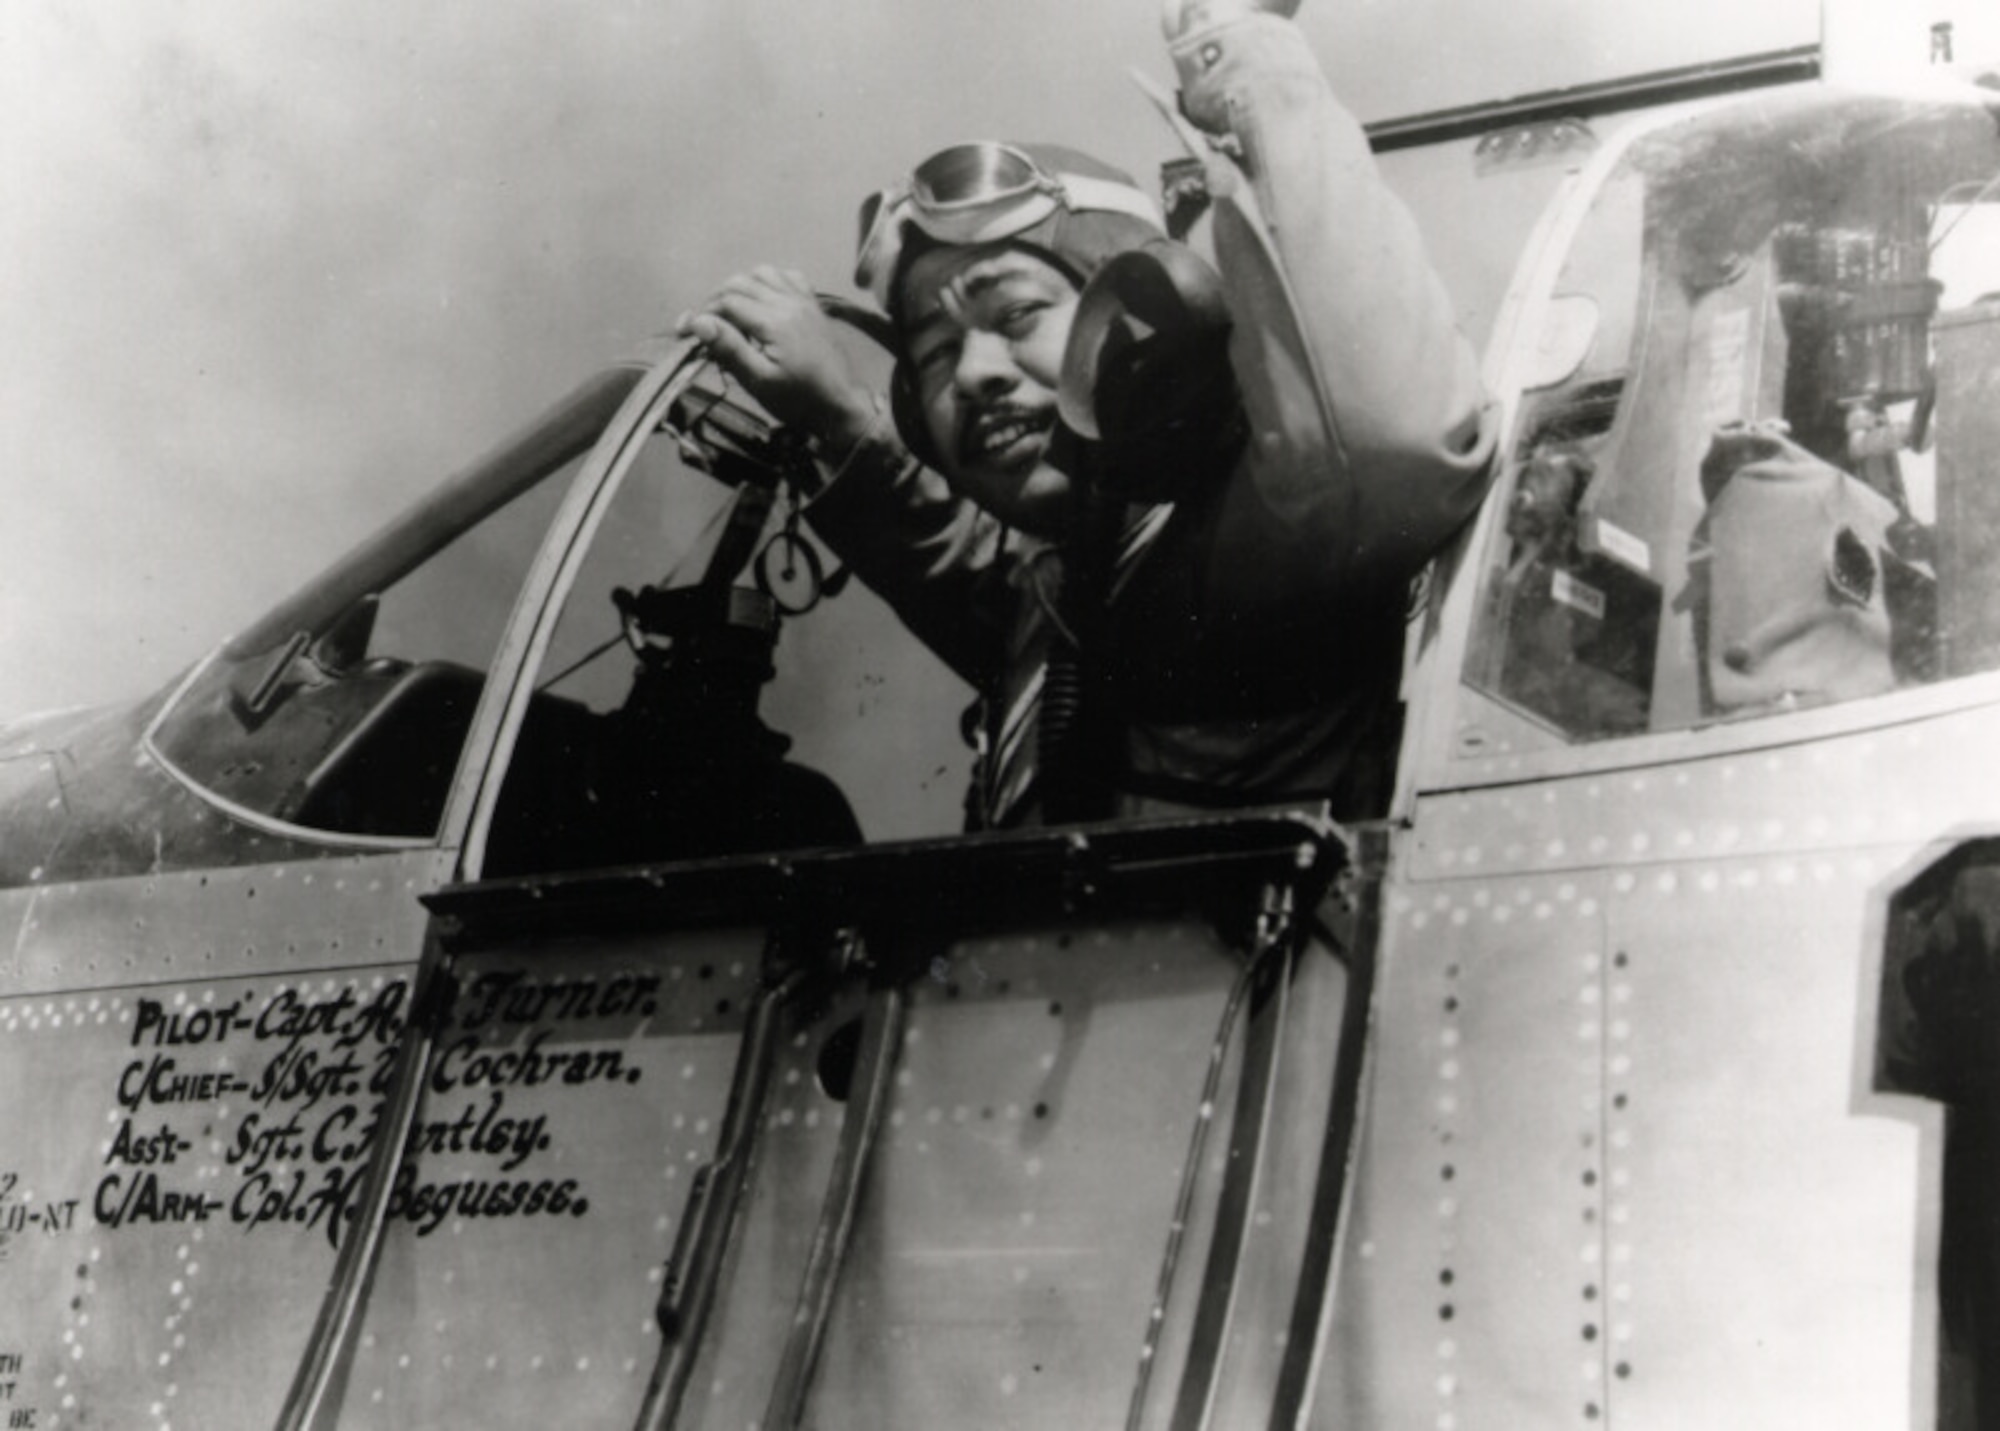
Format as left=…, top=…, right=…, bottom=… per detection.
left=2, top=11, right=1999, bottom=1431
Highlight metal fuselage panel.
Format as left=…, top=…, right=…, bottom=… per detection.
left=334, top=928, right=773, bottom=1430
left=1319, top=700, right=1983, bottom=1429
left=312, top=916, right=1315, bottom=1430
left=329, top=815, right=1348, bottom=1430
left=0, top=809, right=1351, bottom=1430
left=0, top=850, right=447, bottom=1431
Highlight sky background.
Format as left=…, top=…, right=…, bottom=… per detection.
left=0, top=0, right=1982, bottom=718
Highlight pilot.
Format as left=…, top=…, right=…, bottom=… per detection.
left=680, top=0, right=1496, bottom=828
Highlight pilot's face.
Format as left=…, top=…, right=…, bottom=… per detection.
left=900, top=243, right=1080, bottom=539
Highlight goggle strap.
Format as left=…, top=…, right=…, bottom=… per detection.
left=1050, top=173, right=1166, bottom=232
left=853, top=171, right=1165, bottom=304
left=853, top=184, right=912, bottom=294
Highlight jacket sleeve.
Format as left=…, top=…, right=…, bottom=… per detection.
left=798, top=398, right=1022, bottom=688
left=1174, top=14, right=1499, bottom=595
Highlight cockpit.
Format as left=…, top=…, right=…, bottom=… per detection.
left=1458, top=88, right=2000, bottom=757
left=91, top=84, right=2000, bottom=885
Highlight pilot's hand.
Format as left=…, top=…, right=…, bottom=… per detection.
left=1162, top=0, right=1299, bottom=40
left=1163, top=0, right=1302, bottom=134
left=677, top=267, right=880, bottom=455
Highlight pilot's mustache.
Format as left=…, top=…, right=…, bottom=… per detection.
left=959, top=400, right=1054, bottom=466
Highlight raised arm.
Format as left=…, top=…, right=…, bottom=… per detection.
left=1171, top=8, right=1498, bottom=590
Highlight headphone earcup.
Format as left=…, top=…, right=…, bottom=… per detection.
left=1057, top=240, right=1240, bottom=504
left=889, top=360, right=943, bottom=471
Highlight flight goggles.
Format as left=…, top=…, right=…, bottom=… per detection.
left=853, top=141, right=1163, bottom=308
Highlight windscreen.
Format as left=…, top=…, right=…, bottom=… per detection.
left=146, top=370, right=639, bottom=844
left=481, top=354, right=972, bottom=878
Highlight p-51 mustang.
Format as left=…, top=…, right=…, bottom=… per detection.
left=6, top=32, right=2000, bottom=1431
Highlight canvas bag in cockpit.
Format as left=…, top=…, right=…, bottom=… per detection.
left=1697, top=423, right=1899, bottom=712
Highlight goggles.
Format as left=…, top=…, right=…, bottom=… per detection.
left=854, top=141, right=1163, bottom=309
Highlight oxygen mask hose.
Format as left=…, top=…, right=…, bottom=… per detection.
left=1037, top=456, right=1123, bottom=825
